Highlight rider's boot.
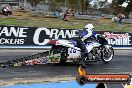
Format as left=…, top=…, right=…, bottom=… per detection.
left=77, top=39, right=89, bottom=67
left=79, top=52, right=88, bottom=67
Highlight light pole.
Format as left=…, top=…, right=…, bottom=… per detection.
left=45, top=0, right=48, bottom=3
left=64, top=0, right=66, bottom=6
left=24, top=0, right=27, bottom=7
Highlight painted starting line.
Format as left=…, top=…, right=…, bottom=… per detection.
left=1, top=81, right=97, bottom=88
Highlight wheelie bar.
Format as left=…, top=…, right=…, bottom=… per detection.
left=0, top=51, right=49, bottom=67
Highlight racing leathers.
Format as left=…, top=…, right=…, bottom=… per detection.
left=78, top=28, right=96, bottom=55
left=72, top=26, right=96, bottom=66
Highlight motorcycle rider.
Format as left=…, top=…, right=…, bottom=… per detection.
left=73, top=24, right=97, bottom=66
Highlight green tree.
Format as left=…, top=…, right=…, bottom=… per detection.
left=98, top=0, right=108, bottom=8
left=27, top=0, right=42, bottom=7
left=125, top=0, right=132, bottom=14
left=78, top=0, right=92, bottom=11
left=48, top=0, right=60, bottom=11
left=111, top=0, right=132, bottom=15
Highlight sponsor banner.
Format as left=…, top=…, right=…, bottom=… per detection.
left=76, top=66, right=131, bottom=85
left=0, top=25, right=132, bottom=48
left=0, top=25, right=78, bottom=46
left=77, top=74, right=131, bottom=84
left=97, top=31, right=132, bottom=47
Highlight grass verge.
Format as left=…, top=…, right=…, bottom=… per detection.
left=0, top=16, right=132, bottom=32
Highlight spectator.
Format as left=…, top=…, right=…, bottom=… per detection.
left=19, top=4, right=25, bottom=10
left=63, top=12, right=68, bottom=21
left=59, top=11, right=65, bottom=20
left=117, top=13, right=125, bottom=24
left=63, top=8, right=74, bottom=21
left=66, top=8, right=74, bottom=16
left=112, top=16, right=118, bottom=23
left=112, top=13, right=125, bottom=24
left=54, top=10, right=59, bottom=17
left=2, top=5, right=12, bottom=16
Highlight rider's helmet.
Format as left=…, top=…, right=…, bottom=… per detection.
left=84, top=24, right=94, bottom=31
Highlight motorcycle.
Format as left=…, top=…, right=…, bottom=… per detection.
left=47, top=35, right=114, bottom=67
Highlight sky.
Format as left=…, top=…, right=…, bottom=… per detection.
left=98, top=0, right=112, bottom=3
left=122, top=1, right=128, bottom=7
left=101, top=0, right=128, bottom=7
left=90, top=0, right=128, bottom=8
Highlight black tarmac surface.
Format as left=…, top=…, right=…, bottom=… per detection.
left=0, top=49, right=132, bottom=88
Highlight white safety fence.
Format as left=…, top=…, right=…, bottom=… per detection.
left=101, top=14, right=115, bottom=18
left=75, top=15, right=101, bottom=20
left=31, top=9, right=56, bottom=17
left=122, top=19, right=132, bottom=23
left=21, top=6, right=57, bottom=17
left=74, top=12, right=115, bottom=20
left=74, top=12, right=101, bottom=20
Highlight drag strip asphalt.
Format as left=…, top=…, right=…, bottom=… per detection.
left=0, top=49, right=132, bottom=87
